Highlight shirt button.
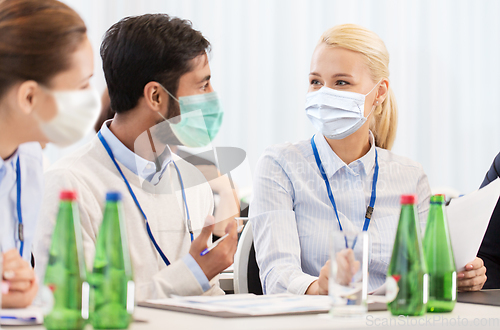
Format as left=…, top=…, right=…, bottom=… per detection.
left=146, top=164, right=153, bottom=169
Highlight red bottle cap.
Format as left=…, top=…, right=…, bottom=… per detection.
left=400, top=194, right=417, bottom=205
left=60, top=190, right=77, bottom=201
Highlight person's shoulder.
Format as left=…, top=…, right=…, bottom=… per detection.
left=45, top=136, right=104, bottom=177
left=377, top=147, right=424, bottom=172
left=260, top=138, right=312, bottom=163
left=18, top=142, right=43, bottom=163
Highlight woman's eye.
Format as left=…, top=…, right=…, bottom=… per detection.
left=201, top=82, right=209, bottom=91
left=336, top=80, right=349, bottom=86
left=310, top=79, right=322, bottom=86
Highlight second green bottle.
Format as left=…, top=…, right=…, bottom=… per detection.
left=90, top=192, right=135, bottom=329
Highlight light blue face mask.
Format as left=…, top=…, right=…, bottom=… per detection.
left=159, top=85, right=224, bottom=147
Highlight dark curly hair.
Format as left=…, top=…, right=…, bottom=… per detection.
left=100, top=14, right=211, bottom=115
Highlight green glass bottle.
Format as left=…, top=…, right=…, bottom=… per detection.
left=423, top=194, right=456, bottom=312
left=44, top=191, right=88, bottom=330
left=387, top=194, right=428, bottom=316
left=90, top=192, right=134, bottom=329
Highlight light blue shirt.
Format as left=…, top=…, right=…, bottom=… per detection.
left=250, top=132, right=431, bottom=294
left=100, top=121, right=211, bottom=292
left=0, top=142, right=43, bottom=262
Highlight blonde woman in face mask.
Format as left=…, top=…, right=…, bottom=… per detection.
left=249, top=24, right=486, bottom=296
left=0, top=0, right=99, bottom=308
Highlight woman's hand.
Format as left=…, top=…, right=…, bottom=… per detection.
left=311, top=249, right=360, bottom=296
left=457, top=257, right=487, bottom=292
left=317, top=260, right=330, bottom=295
left=335, top=249, right=360, bottom=286
left=2, top=249, right=38, bottom=308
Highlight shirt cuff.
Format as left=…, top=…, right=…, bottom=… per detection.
left=287, top=273, right=318, bottom=295
left=182, top=254, right=211, bottom=292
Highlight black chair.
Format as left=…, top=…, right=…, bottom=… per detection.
left=233, top=224, right=263, bottom=294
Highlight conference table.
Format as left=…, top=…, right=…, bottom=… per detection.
left=6, top=294, right=500, bottom=330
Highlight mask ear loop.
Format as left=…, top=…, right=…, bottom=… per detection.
left=364, top=79, right=384, bottom=119
left=156, top=83, right=180, bottom=124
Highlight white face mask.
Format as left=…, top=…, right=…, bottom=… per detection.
left=38, top=88, right=101, bottom=147
left=305, top=80, right=381, bottom=139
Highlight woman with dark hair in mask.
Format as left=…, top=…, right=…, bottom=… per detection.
left=0, top=0, right=99, bottom=308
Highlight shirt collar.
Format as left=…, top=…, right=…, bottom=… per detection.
left=100, top=120, right=172, bottom=183
left=0, top=150, right=19, bottom=186
left=314, top=130, right=376, bottom=178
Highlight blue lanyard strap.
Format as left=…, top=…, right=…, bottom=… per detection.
left=310, top=135, right=379, bottom=249
left=98, top=131, right=192, bottom=266
left=16, top=157, right=24, bottom=257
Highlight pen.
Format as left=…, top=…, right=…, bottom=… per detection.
left=0, top=316, right=37, bottom=321
left=200, top=225, right=244, bottom=256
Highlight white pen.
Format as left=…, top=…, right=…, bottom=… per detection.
left=200, top=225, right=244, bottom=256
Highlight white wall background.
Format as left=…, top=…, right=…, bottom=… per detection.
left=49, top=0, right=500, bottom=195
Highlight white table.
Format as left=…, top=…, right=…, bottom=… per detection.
left=5, top=302, right=500, bottom=330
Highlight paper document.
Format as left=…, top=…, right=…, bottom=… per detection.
left=0, top=306, right=43, bottom=325
left=446, top=178, right=500, bottom=271
left=143, top=294, right=332, bottom=317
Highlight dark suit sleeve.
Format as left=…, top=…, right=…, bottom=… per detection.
left=480, top=152, right=500, bottom=188
left=478, top=151, right=500, bottom=288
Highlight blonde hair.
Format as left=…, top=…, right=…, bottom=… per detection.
left=319, top=24, right=398, bottom=150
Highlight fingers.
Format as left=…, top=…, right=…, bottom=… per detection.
left=458, top=264, right=486, bottom=280
left=7, top=280, right=32, bottom=292
left=2, top=249, right=21, bottom=263
left=2, top=251, right=35, bottom=294
left=464, top=257, right=484, bottom=271
left=336, top=251, right=351, bottom=285
left=1, top=280, right=38, bottom=309
left=4, top=266, right=35, bottom=282
left=224, top=219, right=237, bottom=235
left=3, top=251, right=27, bottom=273
left=1, top=281, right=10, bottom=294
left=456, top=258, right=487, bottom=292
left=458, top=272, right=487, bottom=292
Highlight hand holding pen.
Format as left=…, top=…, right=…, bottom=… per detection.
left=189, top=216, right=239, bottom=281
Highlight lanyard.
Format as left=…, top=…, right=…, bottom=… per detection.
left=16, top=157, right=24, bottom=257
left=98, top=131, right=192, bottom=266
left=310, top=135, right=379, bottom=249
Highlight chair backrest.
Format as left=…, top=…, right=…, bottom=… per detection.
left=233, top=224, right=263, bottom=294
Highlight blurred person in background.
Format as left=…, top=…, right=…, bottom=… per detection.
left=0, top=0, right=99, bottom=307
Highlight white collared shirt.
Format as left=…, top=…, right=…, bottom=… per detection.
left=100, top=120, right=172, bottom=185
left=98, top=121, right=210, bottom=291
left=250, top=132, right=431, bottom=294
left=0, top=142, right=43, bottom=261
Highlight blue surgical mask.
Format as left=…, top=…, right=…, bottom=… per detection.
left=305, top=80, right=381, bottom=139
left=159, top=85, right=224, bottom=147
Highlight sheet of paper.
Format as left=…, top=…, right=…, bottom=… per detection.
left=446, top=178, right=500, bottom=271
left=147, top=294, right=332, bottom=316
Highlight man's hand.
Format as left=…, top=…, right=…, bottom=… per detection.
left=457, top=257, right=487, bottom=292
left=190, top=216, right=238, bottom=280
left=2, top=249, right=38, bottom=308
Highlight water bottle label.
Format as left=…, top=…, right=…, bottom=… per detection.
left=126, top=280, right=135, bottom=315
left=423, top=273, right=429, bottom=304
left=385, top=275, right=400, bottom=303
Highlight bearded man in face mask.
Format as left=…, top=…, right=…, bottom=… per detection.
left=34, top=14, right=238, bottom=300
